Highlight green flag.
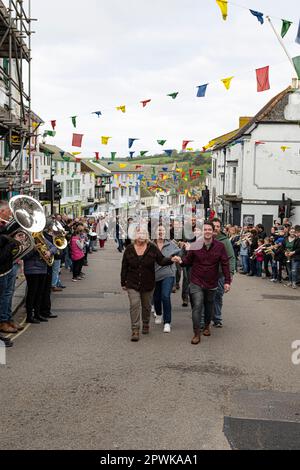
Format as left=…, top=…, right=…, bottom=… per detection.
left=167, top=92, right=179, bottom=100
left=71, top=116, right=77, bottom=128
left=62, top=156, right=71, bottom=162
left=281, top=19, right=292, bottom=38
left=292, top=56, right=300, bottom=79
left=140, top=151, right=148, bottom=157
left=111, top=152, right=117, bottom=161
left=43, top=130, right=56, bottom=137
left=157, top=140, right=167, bottom=146
left=71, top=172, right=76, bottom=178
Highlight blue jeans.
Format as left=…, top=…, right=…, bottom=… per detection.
left=153, top=277, right=174, bottom=324
left=51, top=259, right=61, bottom=287
left=213, top=276, right=225, bottom=323
left=0, top=264, right=19, bottom=323
left=240, top=255, right=250, bottom=273
left=256, top=261, right=263, bottom=277
left=292, top=260, right=300, bottom=284
left=190, top=282, right=216, bottom=330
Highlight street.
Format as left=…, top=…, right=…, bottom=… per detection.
left=1, top=242, right=300, bottom=450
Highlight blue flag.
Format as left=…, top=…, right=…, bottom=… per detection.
left=138, top=175, right=144, bottom=181
left=92, top=111, right=102, bottom=117
left=129, top=151, right=135, bottom=159
left=164, top=149, right=173, bottom=157
left=162, top=167, right=169, bottom=171
left=197, top=84, right=208, bottom=97
left=250, top=10, right=264, bottom=24
left=296, top=20, right=300, bottom=44
left=129, top=138, right=138, bottom=148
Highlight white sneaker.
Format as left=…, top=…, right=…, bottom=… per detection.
left=155, top=316, right=162, bottom=325
left=151, top=305, right=156, bottom=317
left=163, top=323, right=171, bottom=333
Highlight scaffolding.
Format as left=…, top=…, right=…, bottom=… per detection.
left=0, top=0, right=33, bottom=196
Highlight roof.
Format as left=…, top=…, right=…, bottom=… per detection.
left=98, top=161, right=141, bottom=173
left=81, top=160, right=111, bottom=176
left=213, top=86, right=293, bottom=151
left=39, top=144, right=76, bottom=162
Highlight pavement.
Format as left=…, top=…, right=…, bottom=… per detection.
left=1, top=242, right=300, bottom=450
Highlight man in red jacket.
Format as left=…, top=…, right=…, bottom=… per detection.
left=181, top=221, right=231, bottom=345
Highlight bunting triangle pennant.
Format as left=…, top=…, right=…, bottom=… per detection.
left=281, top=20, right=293, bottom=38
left=129, top=138, right=138, bottom=148
left=157, top=140, right=167, bottom=146
left=116, top=105, right=126, bottom=113
left=129, top=151, right=135, bottom=159
left=186, top=148, right=194, bottom=152
left=119, top=163, right=127, bottom=169
left=292, top=56, right=300, bottom=79
left=164, top=150, right=173, bottom=157
left=101, top=136, right=111, bottom=145
left=72, top=152, right=81, bottom=156
left=256, top=66, right=270, bottom=92
left=221, top=76, right=234, bottom=90
left=95, top=152, right=100, bottom=160
left=51, top=120, right=56, bottom=130
left=182, top=140, right=193, bottom=151
left=296, top=20, right=300, bottom=44
left=141, top=99, right=151, bottom=108
left=140, top=151, right=148, bottom=157
left=167, top=92, right=179, bottom=99
left=197, top=84, right=208, bottom=97
left=59, top=151, right=65, bottom=158
left=92, top=111, right=102, bottom=117
left=72, top=133, right=83, bottom=147
left=250, top=10, right=264, bottom=25
left=71, top=116, right=77, bottom=128
left=111, top=152, right=117, bottom=161
left=43, top=130, right=56, bottom=137
left=216, top=0, right=228, bottom=21
left=281, top=146, right=291, bottom=152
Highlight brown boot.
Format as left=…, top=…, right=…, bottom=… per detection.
left=131, top=330, right=140, bottom=342
left=203, top=324, right=211, bottom=337
left=0, top=322, right=18, bottom=334
left=191, top=329, right=201, bottom=345
left=9, top=321, right=24, bottom=331
left=142, top=323, right=150, bottom=335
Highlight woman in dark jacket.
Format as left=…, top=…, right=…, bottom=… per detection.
left=121, top=225, right=180, bottom=342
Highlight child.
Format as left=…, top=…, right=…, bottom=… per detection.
left=256, top=239, right=265, bottom=277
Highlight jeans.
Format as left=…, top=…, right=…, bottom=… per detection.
left=256, top=261, right=263, bottom=277
left=190, top=282, right=216, bottom=330
left=182, top=267, right=191, bottom=301
left=51, top=259, right=61, bottom=287
left=0, top=264, right=19, bottom=324
left=291, top=260, right=300, bottom=284
left=272, top=260, right=283, bottom=281
left=64, top=248, right=73, bottom=270
left=240, top=255, right=250, bottom=274
left=153, top=277, right=174, bottom=324
left=213, top=276, right=225, bottom=323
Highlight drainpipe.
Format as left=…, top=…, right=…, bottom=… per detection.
left=222, top=147, right=226, bottom=224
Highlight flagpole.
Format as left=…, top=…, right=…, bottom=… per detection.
left=266, top=16, right=296, bottom=75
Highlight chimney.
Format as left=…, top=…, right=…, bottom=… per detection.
left=239, top=116, right=252, bottom=129
left=291, top=78, right=300, bottom=90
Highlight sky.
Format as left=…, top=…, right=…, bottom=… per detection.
left=30, top=0, right=300, bottom=159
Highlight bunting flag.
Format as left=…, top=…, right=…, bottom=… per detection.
left=296, top=20, right=300, bottom=44
left=186, top=148, right=194, bottom=151
left=71, top=116, right=77, bottom=128
left=256, top=66, right=270, bottom=92
left=111, top=152, right=117, bottom=161
left=281, top=146, right=291, bottom=152
left=116, top=105, right=126, bottom=113
left=60, top=151, right=65, bottom=158
left=292, top=56, right=300, bottom=79
left=197, top=84, right=208, bottom=97
left=141, top=99, right=151, bottom=108
left=101, top=136, right=111, bottom=145
left=250, top=10, right=264, bottom=25
left=182, top=140, right=193, bottom=151
left=119, top=163, right=127, bottom=169
left=129, top=138, right=138, bottom=148
left=51, top=120, right=56, bottom=130
left=72, top=152, right=81, bottom=156
left=136, top=165, right=142, bottom=169
left=95, top=152, right=100, bottom=161
left=189, top=169, right=194, bottom=178
left=164, top=149, right=173, bottom=157
left=157, top=140, right=167, bottom=146
left=167, top=92, right=179, bottom=99
left=129, top=151, right=135, bottom=159
left=162, top=167, right=169, bottom=172
left=92, top=111, right=102, bottom=117
left=72, top=133, right=83, bottom=147
left=71, top=172, right=76, bottom=178
left=221, top=76, right=234, bottom=90
left=108, top=162, right=114, bottom=165
left=281, top=20, right=292, bottom=38
left=140, top=151, right=148, bottom=157
left=32, top=121, right=39, bottom=129
left=216, top=0, right=228, bottom=21
left=75, top=157, right=81, bottom=163
left=43, top=130, right=56, bottom=137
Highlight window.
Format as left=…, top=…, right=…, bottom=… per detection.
left=74, top=180, right=80, bottom=196
left=66, top=180, right=73, bottom=197
left=89, top=188, right=93, bottom=198
left=112, top=189, right=116, bottom=200
left=67, top=162, right=70, bottom=175
left=231, top=167, right=237, bottom=194
left=213, top=159, right=217, bottom=178
left=121, top=188, right=126, bottom=197
left=82, top=173, right=86, bottom=184
left=60, top=182, right=64, bottom=198
left=129, top=188, right=132, bottom=197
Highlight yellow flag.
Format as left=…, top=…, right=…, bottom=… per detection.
left=186, top=148, right=194, bottom=152
left=32, top=121, right=39, bottom=129
left=72, top=152, right=81, bottom=156
left=281, top=146, right=291, bottom=152
left=116, top=105, right=126, bottom=113
left=221, top=76, right=234, bottom=90
left=216, top=0, right=228, bottom=21
left=101, top=136, right=111, bottom=145
left=119, top=163, right=127, bottom=169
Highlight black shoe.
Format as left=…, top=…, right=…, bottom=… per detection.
left=0, top=335, right=13, bottom=347
left=26, top=318, right=40, bottom=324
left=36, top=315, right=48, bottom=322
left=182, top=301, right=188, bottom=307
left=213, top=322, right=223, bottom=328
left=46, top=314, right=58, bottom=319
left=59, top=285, right=66, bottom=289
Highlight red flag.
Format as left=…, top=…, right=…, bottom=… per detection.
left=135, top=165, right=142, bottom=169
left=189, top=169, right=194, bottom=178
left=51, top=120, right=56, bottom=130
left=75, top=157, right=81, bottom=163
left=72, top=133, right=84, bottom=147
left=182, top=140, right=192, bottom=151
left=256, top=66, right=270, bottom=92
left=95, top=152, right=100, bottom=160
left=181, top=171, right=186, bottom=178
left=141, top=99, right=151, bottom=108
